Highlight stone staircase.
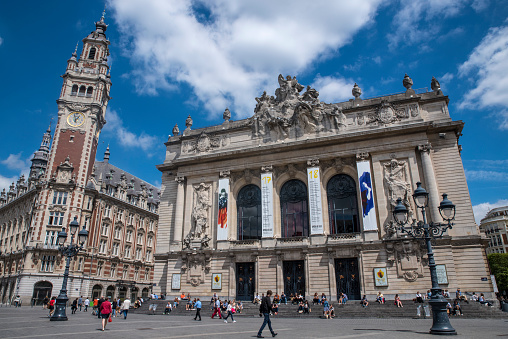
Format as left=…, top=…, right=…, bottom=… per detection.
left=130, top=299, right=508, bottom=319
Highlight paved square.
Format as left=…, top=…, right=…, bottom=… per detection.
left=0, top=306, right=506, bottom=338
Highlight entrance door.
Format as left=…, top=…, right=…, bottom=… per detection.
left=335, top=258, right=361, bottom=300
left=236, top=262, right=255, bottom=301
left=32, top=281, right=52, bottom=305
left=283, top=260, right=305, bottom=298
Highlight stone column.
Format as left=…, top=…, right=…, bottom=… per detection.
left=417, top=144, right=440, bottom=222
left=171, top=176, right=185, bottom=250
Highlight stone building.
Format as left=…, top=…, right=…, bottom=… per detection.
left=0, top=15, right=159, bottom=305
left=154, top=74, right=493, bottom=301
left=479, top=206, right=508, bottom=254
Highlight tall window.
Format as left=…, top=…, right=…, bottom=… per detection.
left=147, top=236, right=153, bottom=248
left=44, top=231, right=57, bottom=245
left=237, top=184, right=262, bottom=240
left=53, top=192, right=68, bottom=205
left=40, top=255, right=56, bottom=272
left=48, top=212, right=64, bottom=226
left=88, top=46, right=96, bottom=60
left=135, top=248, right=142, bottom=260
left=104, top=205, right=111, bottom=217
left=76, top=257, right=83, bottom=271
left=280, top=180, right=309, bottom=238
left=134, top=267, right=139, bottom=280
left=144, top=268, right=150, bottom=280
left=145, top=250, right=151, bottom=262
left=123, top=265, right=129, bottom=279
left=137, top=233, right=143, bottom=245
left=126, top=230, right=133, bottom=242
left=327, top=174, right=360, bottom=234
left=114, top=227, right=121, bottom=239
left=124, top=245, right=131, bottom=258
left=97, top=261, right=103, bottom=276
left=112, top=242, right=119, bottom=256
left=100, top=223, right=109, bottom=236
left=110, top=263, right=116, bottom=278
left=99, top=240, right=107, bottom=254
left=71, top=85, right=78, bottom=96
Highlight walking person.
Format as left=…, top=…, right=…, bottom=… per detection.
left=257, top=290, right=277, bottom=338
left=48, top=297, right=56, bottom=317
left=112, top=299, right=118, bottom=317
left=97, top=296, right=105, bottom=319
left=78, top=296, right=83, bottom=311
left=194, top=298, right=202, bottom=320
left=211, top=298, right=222, bottom=319
left=84, top=297, right=89, bottom=312
left=121, top=297, right=131, bottom=319
left=224, top=300, right=236, bottom=323
left=99, top=297, right=112, bottom=331
left=71, top=298, right=78, bottom=314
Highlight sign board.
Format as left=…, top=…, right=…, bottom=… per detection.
left=307, top=167, right=324, bottom=235
left=356, top=160, right=378, bottom=231
left=216, top=178, right=229, bottom=241
left=436, top=264, right=448, bottom=285
left=171, top=273, right=181, bottom=290
left=261, top=172, right=274, bottom=237
left=374, top=267, right=388, bottom=287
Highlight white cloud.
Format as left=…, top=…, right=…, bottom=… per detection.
left=103, top=109, right=158, bottom=153
left=1, top=152, right=29, bottom=171
left=387, top=1, right=478, bottom=50
left=458, top=24, right=508, bottom=117
left=109, top=0, right=383, bottom=118
left=0, top=174, right=18, bottom=193
left=465, top=169, right=508, bottom=181
left=0, top=37, right=3, bottom=46
left=473, top=199, right=508, bottom=225
left=311, top=75, right=355, bottom=103
left=471, top=0, right=489, bottom=12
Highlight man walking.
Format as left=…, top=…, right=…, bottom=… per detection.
left=121, top=297, right=131, bottom=319
left=194, top=298, right=202, bottom=321
left=257, top=290, right=277, bottom=338
left=78, top=296, right=83, bottom=311
left=84, top=297, right=90, bottom=312
left=211, top=298, right=222, bottom=319
left=97, top=296, right=105, bottom=319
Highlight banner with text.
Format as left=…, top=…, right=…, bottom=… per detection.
left=261, top=172, right=274, bottom=238
left=307, top=167, right=324, bottom=235
left=356, top=160, right=378, bottom=231
left=217, top=178, right=229, bottom=240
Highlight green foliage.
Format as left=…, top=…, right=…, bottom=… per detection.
left=488, top=253, right=508, bottom=292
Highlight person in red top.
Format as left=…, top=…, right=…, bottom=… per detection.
left=99, top=296, right=112, bottom=331
left=48, top=297, right=56, bottom=317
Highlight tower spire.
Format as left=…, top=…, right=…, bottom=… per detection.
left=104, top=145, right=110, bottom=162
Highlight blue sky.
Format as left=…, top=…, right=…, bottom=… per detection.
left=0, top=0, right=507, bottom=223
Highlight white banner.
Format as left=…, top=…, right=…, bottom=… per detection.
left=356, top=160, right=378, bottom=231
left=217, top=178, right=229, bottom=240
left=307, top=167, right=324, bottom=235
left=261, top=172, right=274, bottom=238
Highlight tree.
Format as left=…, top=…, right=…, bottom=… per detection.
left=488, top=253, right=508, bottom=293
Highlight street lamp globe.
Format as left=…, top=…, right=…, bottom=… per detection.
left=57, top=228, right=67, bottom=245
left=412, top=182, right=429, bottom=208
left=78, top=226, right=88, bottom=245
left=438, top=193, right=456, bottom=221
left=69, top=216, right=79, bottom=235
left=393, top=198, right=409, bottom=225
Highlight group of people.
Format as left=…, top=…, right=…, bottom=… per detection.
left=209, top=298, right=244, bottom=322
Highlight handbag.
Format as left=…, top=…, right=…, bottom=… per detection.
left=108, top=315, right=112, bottom=322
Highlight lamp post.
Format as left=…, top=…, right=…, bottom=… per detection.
left=393, top=182, right=457, bottom=335
left=50, top=217, right=88, bottom=321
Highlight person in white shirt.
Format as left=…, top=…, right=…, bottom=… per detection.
left=84, top=298, right=90, bottom=312
left=121, top=298, right=131, bottom=319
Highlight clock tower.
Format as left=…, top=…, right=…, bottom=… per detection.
left=33, top=13, right=111, bottom=241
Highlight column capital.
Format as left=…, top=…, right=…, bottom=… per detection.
left=261, top=165, right=273, bottom=173
left=307, top=158, right=319, bottom=167
left=356, top=152, right=370, bottom=161
left=175, top=176, right=185, bottom=184
left=219, top=170, right=230, bottom=179
left=418, top=143, right=432, bottom=153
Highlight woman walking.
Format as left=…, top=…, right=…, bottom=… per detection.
left=224, top=300, right=236, bottom=323
left=99, top=297, right=112, bottom=331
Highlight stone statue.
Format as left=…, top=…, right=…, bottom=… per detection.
left=352, top=83, right=362, bottom=99
left=330, top=105, right=347, bottom=131
left=172, top=124, right=179, bottom=136
left=185, top=115, right=193, bottom=129
left=403, top=74, right=413, bottom=90
left=191, top=183, right=211, bottom=236
left=223, top=108, right=231, bottom=122
left=384, top=159, right=413, bottom=221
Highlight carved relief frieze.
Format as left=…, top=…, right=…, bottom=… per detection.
left=273, top=163, right=305, bottom=180
left=321, top=157, right=355, bottom=172
left=65, top=103, right=89, bottom=113
left=383, top=157, right=414, bottom=229
left=385, top=239, right=425, bottom=282
left=367, top=100, right=408, bottom=125
left=190, top=183, right=211, bottom=238
left=181, top=132, right=230, bottom=154
left=181, top=252, right=211, bottom=287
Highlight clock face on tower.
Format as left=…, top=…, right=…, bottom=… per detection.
left=67, top=112, right=85, bottom=127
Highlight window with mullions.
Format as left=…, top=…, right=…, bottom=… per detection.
left=280, top=180, right=309, bottom=238
left=237, top=184, right=262, bottom=240
left=327, top=174, right=360, bottom=234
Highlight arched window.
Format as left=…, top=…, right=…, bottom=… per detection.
left=280, top=179, right=309, bottom=238
left=71, top=85, right=78, bottom=96
left=237, top=184, right=262, bottom=240
left=88, top=46, right=96, bottom=60
left=86, top=86, right=93, bottom=97
left=78, top=86, right=86, bottom=97
left=327, top=174, right=360, bottom=234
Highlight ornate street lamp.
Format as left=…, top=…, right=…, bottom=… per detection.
left=393, top=182, right=457, bottom=335
left=50, top=217, right=88, bottom=321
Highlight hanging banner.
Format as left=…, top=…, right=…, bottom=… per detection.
left=261, top=172, right=274, bottom=238
left=307, top=167, right=324, bottom=235
left=216, top=178, right=229, bottom=240
left=356, top=160, right=378, bottom=231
